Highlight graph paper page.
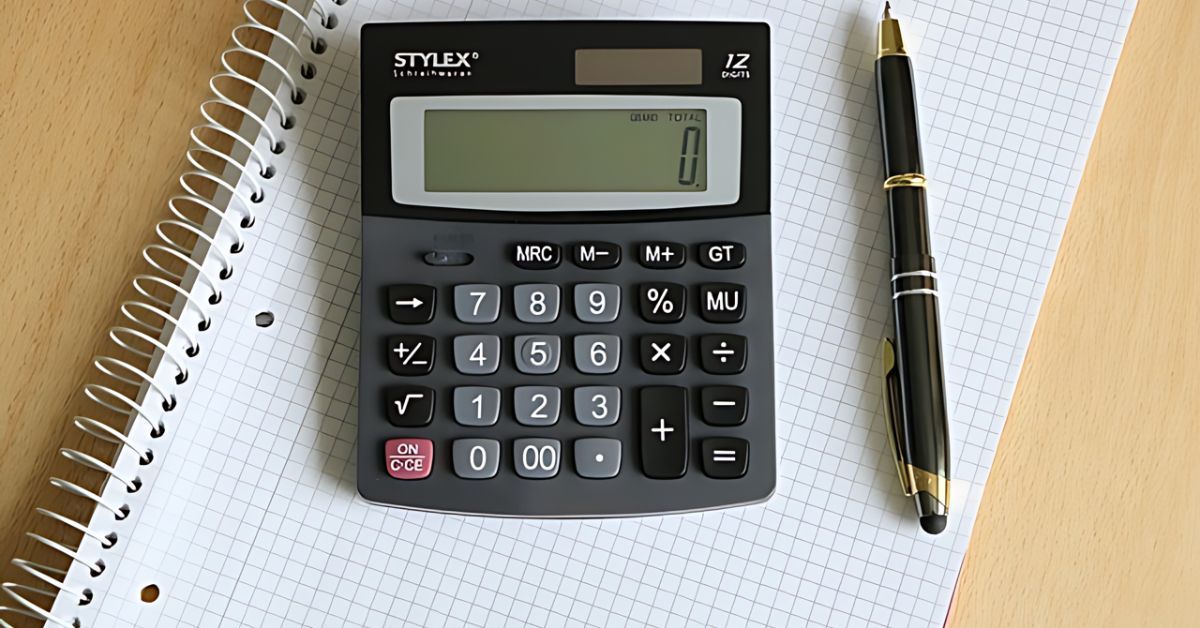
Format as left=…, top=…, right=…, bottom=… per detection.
left=62, top=0, right=1135, bottom=625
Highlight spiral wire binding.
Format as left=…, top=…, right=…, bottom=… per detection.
left=1, top=1, right=347, bottom=624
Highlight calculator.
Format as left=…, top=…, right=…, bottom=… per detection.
left=358, top=20, right=774, bottom=516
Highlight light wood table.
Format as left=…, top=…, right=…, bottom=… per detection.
left=1, top=1, right=1197, bottom=626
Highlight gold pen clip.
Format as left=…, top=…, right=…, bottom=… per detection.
left=881, top=337, right=916, bottom=497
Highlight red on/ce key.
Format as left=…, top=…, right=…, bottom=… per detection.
left=385, top=438, right=433, bottom=480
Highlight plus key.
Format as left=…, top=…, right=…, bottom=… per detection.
left=639, top=386, right=688, bottom=479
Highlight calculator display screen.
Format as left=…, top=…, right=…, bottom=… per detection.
left=423, top=109, right=707, bottom=192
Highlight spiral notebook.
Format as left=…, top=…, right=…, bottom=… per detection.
left=2, top=0, right=1135, bottom=625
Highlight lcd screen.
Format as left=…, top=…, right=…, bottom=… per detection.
left=423, top=109, right=707, bottom=192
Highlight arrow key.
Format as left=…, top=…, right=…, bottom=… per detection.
left=387, top=284, right=436, bottom=324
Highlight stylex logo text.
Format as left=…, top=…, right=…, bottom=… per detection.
left=392, top=52, right=479, bottom=78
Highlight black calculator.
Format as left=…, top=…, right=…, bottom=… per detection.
left=358, top=21, right=774, bottom=516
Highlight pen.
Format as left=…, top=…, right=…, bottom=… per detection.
left=875, top=2, right=952, bottom=535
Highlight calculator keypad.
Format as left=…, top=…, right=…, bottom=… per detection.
left=361, top=218, right=775, bottom=516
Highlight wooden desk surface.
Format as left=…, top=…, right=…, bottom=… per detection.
left=1, top=1, right=1197, bottom=625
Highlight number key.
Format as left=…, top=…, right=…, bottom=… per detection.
left=454, top=284, right=501, bottom=324
left=453, top=335, right=500, bottom=375
left=514, top=335, right=561, bottom=375
left=453, top=439, right=500, bottom=479
left=513, top=438, right=561, bottom=479
left=453, top=386, right=500, bottom=426
left=574, top=283, right=620, bottom=323
left=574, top=386, right=620, bottom=426
left=514, top=386, right=561, bottom=426
left=573, top=335, right=620, bottom=374
left=514, top=284, right=560, bottom=323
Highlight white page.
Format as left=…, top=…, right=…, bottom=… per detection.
left=53, top=0, right=1135, bottom=625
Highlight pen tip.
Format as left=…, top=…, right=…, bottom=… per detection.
left=919, top=514, right=947, bottom=535
left=883, top=1, right=892, bottom=19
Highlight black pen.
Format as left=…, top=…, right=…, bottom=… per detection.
left=876, top=2, right=952, bottom=535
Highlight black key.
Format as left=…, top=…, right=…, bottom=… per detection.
left=640, top=386, right=688, bottom=479
left=698, top=242, right=746, bottom=269
left=700, top=386, right=748, bottom=426
left=638, top=283, right=686, bottom=323
left=386, top=335, right=436, bottom=375
left=701, top=438, right=749, bottom=479
left=638, top=242, right=686, bottom=269
left=699, top=334, right=747, bottom=374
left=640, top=335, right=686, bottom=375
left=572, top=241, right=621, bottom=269
left=387, top=284, right=436, bottom=324
left=385, top=386, right=435, bottom=427
left=513, top=242, right=561, bottom=269
left=699, top=283, right=746, bottom=323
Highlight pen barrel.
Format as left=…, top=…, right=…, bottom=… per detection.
left=877, top=51, right=951, bottom=502
left=876, top=54, right=923, bottom=177
left=890, top=281, right=951, bottom=483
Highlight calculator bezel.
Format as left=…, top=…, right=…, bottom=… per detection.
left=359, top=20, right=771, bottom=223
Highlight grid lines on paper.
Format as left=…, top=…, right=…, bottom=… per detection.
left=75, top=0, right=1135, bottom=626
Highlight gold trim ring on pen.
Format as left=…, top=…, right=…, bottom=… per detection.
left=883, top=173, right=927, bottom=189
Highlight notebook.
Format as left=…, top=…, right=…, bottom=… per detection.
left=2, top=0, right=1135, bottom=625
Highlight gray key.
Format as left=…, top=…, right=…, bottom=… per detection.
left=573, top=335, right=620, bottom=374
left=573, top=386, right=620, bottom=426
left=453, top=386, right=500, bottom=426
left=574, top=284, right=620, bottom=323
left=454, top=284, right=501, bottom=324
left=514, top=335, right=560, bottom=374
left=513, top=438, right=561, bottom=479
left=514, top=386, right=561, bottom=426
left=574, top=439, right=622, bottom=479
left=513, top=284, right=560, bottom=323
left=453, top=439, right=501, bottom=479
left=453, top=335, right=500, bottom=375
